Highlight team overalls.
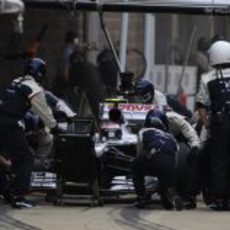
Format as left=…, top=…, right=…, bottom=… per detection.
left=132, top=127, right=178, bottom=200
left=0, top=76, right=55, bottom=199
left=197, top=68, right=230, bottom=207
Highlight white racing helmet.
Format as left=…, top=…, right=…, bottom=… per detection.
left=208, top=40, right=230, bottom=67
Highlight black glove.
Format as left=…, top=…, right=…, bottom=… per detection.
left=65, top=116, right=75, bottom=123
left=51, top=125, right=65, bottom=135
left=187, top=146, right=199, bottom=164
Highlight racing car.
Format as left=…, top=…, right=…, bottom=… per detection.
left=95, top=98, right=160, bottom=195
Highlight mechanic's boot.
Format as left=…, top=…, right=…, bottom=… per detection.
left=183, top=195, right=197, bottom=209
left=160, top=193, right=174, bottom=210
left=11, top=196, right=36, bottom=209
left=135, top=197, right=147, bottom=209
left=2, top=190, right=13, bottom=204
left=208, top=202, right=222, bottom=211
left=207, top=198, right=222, bottom=211
left=167, top=188, right=183, bottom=211
left=134, top=195, right=153, bottom=209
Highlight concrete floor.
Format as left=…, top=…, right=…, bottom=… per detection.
left=1, top=195, right=230, bottom=230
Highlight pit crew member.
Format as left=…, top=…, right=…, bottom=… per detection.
left=196, top=40, right=230, bottom=211
left=0, top=57, right=57, bottom=208
left=146, top=108, right=200, bottom=209
left=132, top=109, right=183, bottom=210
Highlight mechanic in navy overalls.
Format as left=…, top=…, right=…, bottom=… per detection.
left=134, top=80, right=200, bottom=209
left=132, top=109, right=183, bottom=210
left=133, top=79, right=193, bottom=120
left=196, top=40, right=230, bottom=211
left=0, top=58, right=57, bottom=208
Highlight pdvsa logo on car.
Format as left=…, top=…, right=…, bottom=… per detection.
left=102, top=103, right=155, bottom=112
left=118, top=103, right=155, bottom=112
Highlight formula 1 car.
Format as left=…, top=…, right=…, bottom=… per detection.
left=95, top=97, right=192, bottom=205
left=95, top=98, right=159, bottom=194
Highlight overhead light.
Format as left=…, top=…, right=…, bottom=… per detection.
left=0, top=0, right=24, bottom=14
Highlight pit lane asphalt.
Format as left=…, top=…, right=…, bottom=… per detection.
left=1, top=195, right=230, bottom=230
left=0, top=202, right=40, bottom=230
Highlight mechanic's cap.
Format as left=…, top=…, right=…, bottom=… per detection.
left=24, top=57, right=46, bottom=83
left=144, top=108, right=168, bottom=131
left=134, top=79, right=154, bottom=103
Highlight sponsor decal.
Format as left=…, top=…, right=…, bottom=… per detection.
left=102, top=103, right=155, bottom=112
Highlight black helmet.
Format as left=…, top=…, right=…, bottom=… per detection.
left=24, top=58, right=46, bottom=83
left=144, top=108, right=168, bottom=131
left=108, top=108, right=124, bottom=124
left=134, top=79, right=154, bottom=103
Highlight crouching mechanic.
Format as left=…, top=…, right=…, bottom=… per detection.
left=147, top=108, right=200, bottom=209
left=0, top=57, right=59, bottom=208
left=132, top=109, right=183, bottom=210
left=23, top=90, right=76, bottom=168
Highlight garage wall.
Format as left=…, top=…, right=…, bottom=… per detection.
left=0, top=9, right=229, bottom=90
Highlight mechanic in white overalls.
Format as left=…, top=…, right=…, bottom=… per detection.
left=0, top=58, right=58, bottom=208
left=196, top=40, right=230, bottom=211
